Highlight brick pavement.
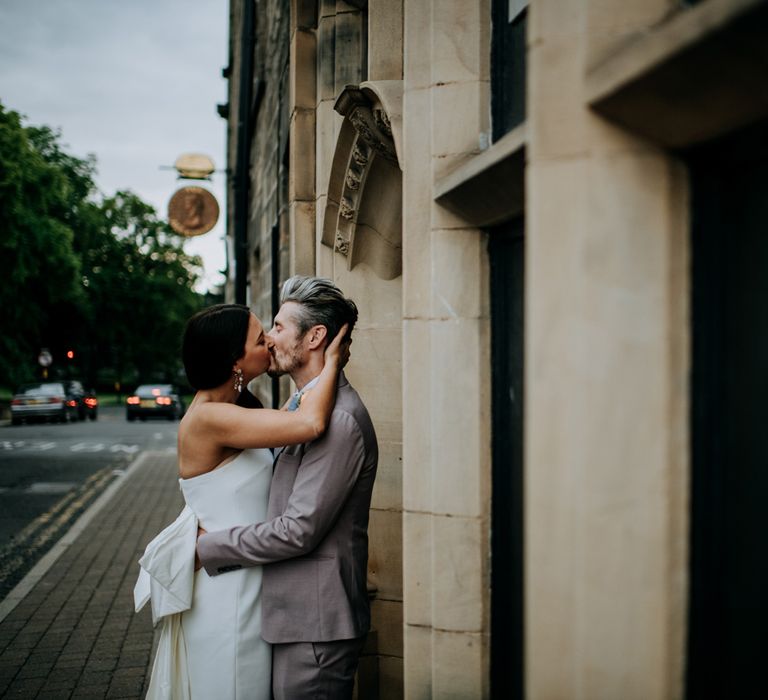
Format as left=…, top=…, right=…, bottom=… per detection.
left=0, top=451, right=183, bottom=699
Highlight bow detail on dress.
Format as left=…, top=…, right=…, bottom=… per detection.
left=134, top=505, right=198, bottom=700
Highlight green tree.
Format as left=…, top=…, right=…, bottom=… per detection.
left=0, top=103, right=206, bottom=389
left=77, top=191, right=204, bottom=389
left=0, top=104, right=85, bottom=386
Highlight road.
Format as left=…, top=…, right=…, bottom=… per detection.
left=0, top=405, right=178, bottom=598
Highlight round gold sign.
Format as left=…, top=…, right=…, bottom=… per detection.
left=167, top=186, right=219, bottom=237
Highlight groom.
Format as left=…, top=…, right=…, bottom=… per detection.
left=197, top=275, right=378, bottom=699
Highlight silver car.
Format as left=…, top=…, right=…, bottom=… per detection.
left=10, top=382, right=78, bottom=425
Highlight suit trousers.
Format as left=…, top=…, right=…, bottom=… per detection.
left=272, top=636, right=366, bottom=700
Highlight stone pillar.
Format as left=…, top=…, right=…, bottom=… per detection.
left=314, top=2, right=405, bottom=695
left=525, top=1, right=689, bottom=697
left=289, top=0, right=317, bottom=275
left=402, top=0, right=491, bottom=697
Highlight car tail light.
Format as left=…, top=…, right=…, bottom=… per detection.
left=156, top=397, right=172, bottom=406
left=126, top=396, right=140, bottom=405
left=66, top=400, right=77, bottom=407
left=11, top=399, right=21, bottom=405
left=152, top=388, right=161, bottom=396
left=85, top=397, right=98, bottom=407
left=49, top=397, right=63, bottom=404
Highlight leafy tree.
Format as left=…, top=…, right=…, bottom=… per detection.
left=0, top=103, right=206, bottom=390
left=77, top=191, right=204, bottom=389
left=0, top=104, right=85, bottom=386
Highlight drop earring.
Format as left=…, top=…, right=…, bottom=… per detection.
left=234, top=368, right=243, bottom=393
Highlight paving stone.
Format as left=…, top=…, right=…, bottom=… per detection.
left=15, top=661, right=55, bottom=680
left=71, top=684, right=111, bottom=698
left=3, top=676, right=46, bottom=696
left=0, top=452, right=180, bottom=698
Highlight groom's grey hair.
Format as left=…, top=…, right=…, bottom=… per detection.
left=279, top=275, right=358, bottom=344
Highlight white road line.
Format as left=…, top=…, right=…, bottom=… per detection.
left=69, top=443, right=104, bottom=452
left=109, top=444, right=139, bottom=454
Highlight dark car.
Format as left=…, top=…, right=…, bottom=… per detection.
left=83, top=388, right=99, bottom=421
left=63, top=381, right=99, bottom=421
left=126, top=384, right=185, bottom=421
left=10, top=382, right=78, bottom=424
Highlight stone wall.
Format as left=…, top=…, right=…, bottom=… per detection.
left=526, top=1, right=689, bottom=697
left=312, top=3, right=405, bottom=695
left=401, top=1, right=492, bottom=696
left=222, top=0, right=768, bottom=698
left=249, top=0, right=292, bottom=403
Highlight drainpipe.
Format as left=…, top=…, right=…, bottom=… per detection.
left=233, top=0, right=255, bottom=304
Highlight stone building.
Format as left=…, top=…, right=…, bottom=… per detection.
left=219, top=0, right=768, bottom=697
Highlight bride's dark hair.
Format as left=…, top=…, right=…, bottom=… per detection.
left=182, top=304, right=251, bottom=390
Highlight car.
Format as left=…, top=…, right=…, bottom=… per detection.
left=62, top=381, right=99, bottom=421
left=10, top=382, right=79, bottom=424
left=126, top=384, right=185, bottom=421
left=83, top=388, right=99, bottom=421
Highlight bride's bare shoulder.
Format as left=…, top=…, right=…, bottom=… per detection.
left=183, top=400, right=241, bottom=427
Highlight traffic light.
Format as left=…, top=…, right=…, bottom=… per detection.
left=66, top=349, right=75, bottom=360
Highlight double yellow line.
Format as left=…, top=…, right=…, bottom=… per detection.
left=0, top=468, right=116, bottom=588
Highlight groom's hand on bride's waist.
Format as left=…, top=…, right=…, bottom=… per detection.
left=195, top=526, right=207, bottom=571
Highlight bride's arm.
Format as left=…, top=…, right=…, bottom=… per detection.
left=198, top=325, right=348, bottom=450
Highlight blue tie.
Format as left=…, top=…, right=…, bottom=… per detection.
left=287, top=390, right=302, bottom=411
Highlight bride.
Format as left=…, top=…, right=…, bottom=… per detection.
left=134, top=303, right=347, bottom=699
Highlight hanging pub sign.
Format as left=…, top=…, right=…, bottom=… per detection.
left=174, top=153, right=215, bottom=180
left=167, top=186, right=219, bottom=237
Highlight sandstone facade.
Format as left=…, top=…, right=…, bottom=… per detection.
left=221, top=1, right=768, bottom=697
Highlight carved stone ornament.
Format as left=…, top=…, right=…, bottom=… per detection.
left=335, top=233, right=350, bottom=256
left=352, top=142, right=369, bottom=167
left=345, top=167, right=362, bottom=190
left=339, top=196, right=355, bottom=221
left=373, top=108, right=392, bottom=138
left=322, top=81, right=404, bottom=280
left=347, top=109, right=398, bottom=164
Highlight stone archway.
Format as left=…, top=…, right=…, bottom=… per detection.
left=322, top=81, right=403, bottom=280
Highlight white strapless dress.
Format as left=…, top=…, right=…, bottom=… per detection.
left=135, top=449, right=273, bottom=700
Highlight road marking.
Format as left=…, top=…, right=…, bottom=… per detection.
left=0, top=440, right=55, bottom=451
left=109, top=444, right=139, bottom=454
left=0, top=451, right=152, bottom=624
left=0, top=468, right=116, bottom=593
left=69, top=443, right=104, bottom=452
left=30, top=442, right=56, bottom=451
left=0, top=441, right=140, bottom=453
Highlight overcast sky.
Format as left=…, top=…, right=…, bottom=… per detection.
left=0, top=0, right=230, bottom=292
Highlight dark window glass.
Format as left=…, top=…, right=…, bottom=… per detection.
left=489, top=217, right=524, bottom=699
left=686, top=120, right=768, bottom=700
left=491, top=1, right=527, bottom=141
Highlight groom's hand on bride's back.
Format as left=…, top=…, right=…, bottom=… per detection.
left=195, top=526, right=207, bottom=571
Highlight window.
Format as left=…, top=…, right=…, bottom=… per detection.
left=491, top=0, right=528, bottom=140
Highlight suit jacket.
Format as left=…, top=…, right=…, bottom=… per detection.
left=197, top=372, right=378, bottom=643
